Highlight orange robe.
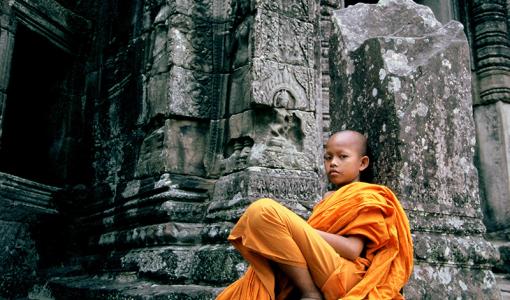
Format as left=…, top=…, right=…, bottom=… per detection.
left=216, top=182, right=414, bottom=299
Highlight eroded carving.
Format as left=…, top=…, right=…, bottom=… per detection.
left=259, top=67, right=308, bottom=110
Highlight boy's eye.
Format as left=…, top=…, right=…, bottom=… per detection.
left=324, top=155, right=332, bottom=160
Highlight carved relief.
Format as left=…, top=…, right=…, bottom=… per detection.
left=254, top=11, right=313, bottom=67
left=258, top=0, right=312, bottom=21
left=264, top=108, right=303, bottom=152
left=221, top=137, right=254, bottom=174
left=257, top=66, right=308, bottom=110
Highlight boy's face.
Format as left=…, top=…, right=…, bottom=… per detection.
left=324, top=132, right=369, bottom=187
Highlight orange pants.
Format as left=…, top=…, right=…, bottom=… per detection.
left=219, top=198, right=364, bottom=300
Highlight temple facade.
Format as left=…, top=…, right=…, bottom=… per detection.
left=0, top=0, right=509, bottom=299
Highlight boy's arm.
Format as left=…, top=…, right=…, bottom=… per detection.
left=315, top=230, right=364, bottom=261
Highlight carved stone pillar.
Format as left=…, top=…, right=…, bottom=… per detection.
left=204, top=2, right=323, bottom=286
left=329, top=0, right=500, bottom=298
left=471, top=0, right=510, bottom=235
left=207, top=0, right=322, bottom=223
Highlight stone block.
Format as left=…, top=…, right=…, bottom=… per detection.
left=474, top=102, right=510, bottom=232
left=147, top=10, right=231, bottom=74
left=120, top=246, right=197, bottom=281
left=192, top=244, right=246, bottom=284
left=135, top=119, right=208, bottom=177
left=97, top=222, right=204, bottom=249
left=253, top=9, right=315, bottom=67
left=167, top=0, right=235, bottom=23
left=208, top=167, right=321, bottom=221
left=167, top=15, right=213, bottom=72
left=218, top=109, right=320, bottom=173
left=405, top=263, right=501, bottom=299
left=228, top=59, right=316, bottom=114
left=143, top=69, right=227, bottom=121
left=330, top=1, right=478, bottom=215
left=329, top=0, right=500, bottom=296
left=256, top=0, right=316, bottom=22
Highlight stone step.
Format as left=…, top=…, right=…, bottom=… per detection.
left=62, top=244, right=245, bottom=286
left=47, top=274, right=224, bottom=300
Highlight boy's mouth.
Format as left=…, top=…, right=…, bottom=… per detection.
left=329, top=170, right=340, bottom=176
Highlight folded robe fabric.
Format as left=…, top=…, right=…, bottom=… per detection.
left=216, top=182, right=414, bottom=299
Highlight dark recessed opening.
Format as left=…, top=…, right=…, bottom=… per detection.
left=0, top=25, right=72, bottom=185
left=345, top=0, right=379, bottom=7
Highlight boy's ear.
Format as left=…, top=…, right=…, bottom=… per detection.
left=359, top=156, right=369, bottom=171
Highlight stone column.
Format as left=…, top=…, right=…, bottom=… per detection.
left=0, top=1, right=15, bottom=143
left=329, top=0, right=500, bottom=298
left=207, top=0, right=322, bottom=221
left=471, top=0, right=510, bottom=235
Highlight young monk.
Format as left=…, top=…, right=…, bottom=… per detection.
left=216, top=130, right=414, bottom=300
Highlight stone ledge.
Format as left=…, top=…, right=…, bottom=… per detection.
left=48, top=274, right=223, bottom=300
left=0, top=172, right=59, bottom=222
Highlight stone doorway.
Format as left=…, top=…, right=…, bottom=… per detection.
left=0, top=24, right=73, bottom=186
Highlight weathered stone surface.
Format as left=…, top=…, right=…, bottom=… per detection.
left=0, top=221, right=39, bottom=299
left=121, top=246, right=197, bottom=281
left=8, top=0, right=90, bottom=53
left=192, top=244, right=246, bottom=284
left=147, top=13, right=213, bottom=74
left=257, top=0, right=316, bottom=22
left=253, top=9, right=315, bottom=67
left=331, top=0, right=479, bottom=215
left=200, top=222, right=234, bottom=244
left=167, top=0, right=235, bottom=22
left=229, top=59, right=316, bottom=114
left=142, top=67, right=221, bottom=120
left=329, top=0, right=500, bottom=297
left=0, top=27, right=14, bottom=92
left=208, top=167, right=321, bottom=221
left=97, top=222, right=204, bottom=249
left=50, top=275, right=222, bottom=300
left=135, top=119, right=208, bottom=177
left=216, top=109, right=320, bottom=174
left=474, top=102, right=510, bottom=232
left=405, top=263, right=501, bottom=299
left=0, top=172, right=58, bottom=221
left=75, top=175, right=212, bottom=252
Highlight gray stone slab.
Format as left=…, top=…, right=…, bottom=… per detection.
left=475, top=102, right=510, bottom=232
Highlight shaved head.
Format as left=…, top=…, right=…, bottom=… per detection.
left=327, top=130, right=368, bottom=157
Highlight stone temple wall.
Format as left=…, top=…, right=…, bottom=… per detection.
left=0, top=0, right=508, bottom=299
